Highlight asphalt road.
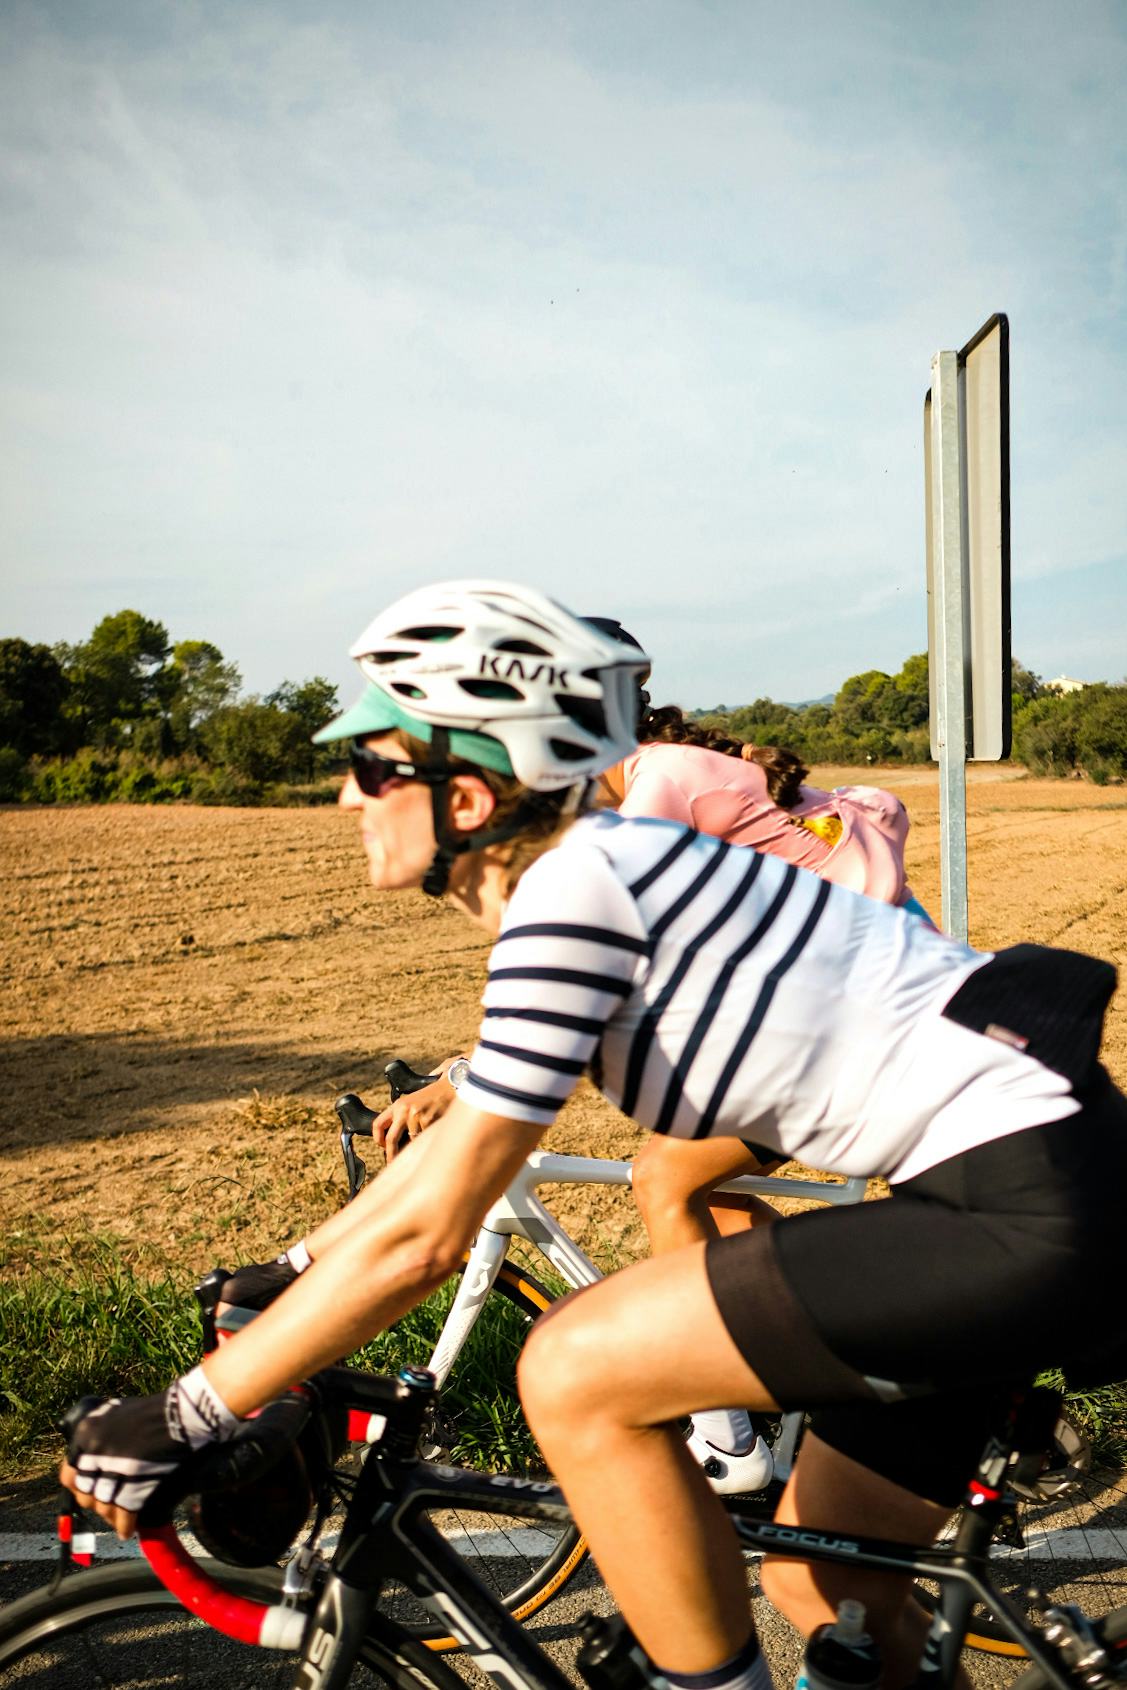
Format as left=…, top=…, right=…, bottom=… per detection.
left=3, top=1466, right=1124, bottom=1689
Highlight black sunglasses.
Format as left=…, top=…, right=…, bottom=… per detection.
left=348, top=738, right=449, bottom=799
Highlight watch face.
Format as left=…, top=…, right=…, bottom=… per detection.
left=448, top=1058, right=471, bottom=1091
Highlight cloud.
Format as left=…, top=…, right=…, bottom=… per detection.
left=1, top=0, right=1124, bottom=701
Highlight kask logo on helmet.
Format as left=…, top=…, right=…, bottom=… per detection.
left=479, top=654, right=571, bottom=688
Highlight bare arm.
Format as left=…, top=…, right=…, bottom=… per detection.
left=204, top=1099, right=544, bottom=1415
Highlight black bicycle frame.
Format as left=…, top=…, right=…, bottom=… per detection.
left=289, top=1452, right=578, bottom=1690
left=154, top=1352, right=1075, bottom=1690
left=278, top=1432, right=1073, bottom=1690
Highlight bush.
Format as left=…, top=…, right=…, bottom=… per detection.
left=199, top=700, right=308, bottom=786
left=0, top=746, right=29, bottom=802
left=25, top=749, right=200, bottom=804
left=1014, top=684, right=1127, bottom=781
left=29, top=747, right=119, bottom=802
left=1075, top=690, right=1127, bottom=783
left=187, top=765, right=265, bottom=805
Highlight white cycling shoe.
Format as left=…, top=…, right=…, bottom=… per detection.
left=685, top=1426, right=774, bottom=1494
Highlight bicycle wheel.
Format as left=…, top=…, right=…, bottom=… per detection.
left=914, top=1455, right=1127, bottom=1658
left=0, top=1559, right=466, bottom=1689
left=346, top=1257, right=588, bottom=1650
left=1011, top=1603, right=1127, bottom=1688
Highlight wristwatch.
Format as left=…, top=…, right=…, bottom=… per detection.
left=447, top=1057, right=471, bottom=1092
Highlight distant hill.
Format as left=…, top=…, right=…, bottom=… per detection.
left=691, top=693, right=834, bottom=717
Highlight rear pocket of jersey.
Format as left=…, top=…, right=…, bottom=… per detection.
left=941, top=943, right=1117, bottom=1091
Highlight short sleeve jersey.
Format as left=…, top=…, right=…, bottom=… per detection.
left=458, top=811, right=1077, bottom=1183
left=617, top=743, right=912, bottom=905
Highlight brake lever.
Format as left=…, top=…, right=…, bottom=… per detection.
left=194, top=1267, right=233, bottom=1354
left=335, top=1093, right=377, bottom=1201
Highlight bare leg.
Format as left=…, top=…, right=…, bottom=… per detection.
left=519, top=1244, right=781, bottom=1674
left=760, top=1433, right=968, bottom=1690
left=632, top=1138, right=780, bottom=1463
left=631, top=1136, right=781, bottom=1254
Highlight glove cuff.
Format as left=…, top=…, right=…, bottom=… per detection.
left=172, top=1365, right=240, bottom=1449
left=282, top=1239, right=312, bottom=1274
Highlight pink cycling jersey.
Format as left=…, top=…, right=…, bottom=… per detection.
left=616, top=742, right=914, bottom=906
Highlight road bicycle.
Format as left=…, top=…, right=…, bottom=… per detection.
left=2, top=1365, right=1125, bottom=1690
left=332, top=1064, right=1127, bottom=1662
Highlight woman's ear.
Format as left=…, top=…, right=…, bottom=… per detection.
left=446, top=773, right=498, bottom=835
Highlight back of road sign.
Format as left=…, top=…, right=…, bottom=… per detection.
left=924, top=314, right=1011, bottom=761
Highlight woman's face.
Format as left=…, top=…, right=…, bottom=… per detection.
left=338, top=734, right=440, bottom=890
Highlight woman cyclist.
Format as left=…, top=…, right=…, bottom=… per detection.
left=61, top=582, right=1126, bottom=1690
left=376, top=614, right=934, bottom=1491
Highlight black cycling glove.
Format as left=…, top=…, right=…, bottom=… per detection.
left=69, top=1367, right=239, bottom=1518
left=218, top=1242, right=311, bottom=1311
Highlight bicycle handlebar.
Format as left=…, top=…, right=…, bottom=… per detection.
left=139, top=1524, right=308, bottom=1649
left=63, top=1366, right=440, bottom=1653
left=335, top=1064, right=440, bottom=1199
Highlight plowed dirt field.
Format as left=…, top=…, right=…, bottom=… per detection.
left=3, top=768, right=1126, bottom=1278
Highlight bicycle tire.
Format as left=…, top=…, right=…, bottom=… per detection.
left=0, top=1558, right=467, bottom=1689
left=348, top=1256, right=588, bottom=1651
left=913, top=1458, right=1127, bottom=1659
left=1010, top=1603, right=1127, bottom=1688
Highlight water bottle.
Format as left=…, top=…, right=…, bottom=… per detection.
left=796, top=1600, right=880, bottom=1690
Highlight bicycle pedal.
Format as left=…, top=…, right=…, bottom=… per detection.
left=993, top=1503, right=1025, bottom=1549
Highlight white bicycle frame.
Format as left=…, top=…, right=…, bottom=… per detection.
left=425, top=1152, right=867, bottom=1478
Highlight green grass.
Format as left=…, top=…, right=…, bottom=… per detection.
left=1038, top=1369, right=1127, bottom=1469
left=4, top=1252, right=1125, bottom=1484
left=0, top=1256, right=546, bottom=1478
left=0, top=1255, right=202, bottom=1474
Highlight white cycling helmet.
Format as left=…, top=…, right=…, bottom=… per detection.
left=317, top=580, right=649, bottom=792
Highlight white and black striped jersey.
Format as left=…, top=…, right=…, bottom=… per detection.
left=459, top=811, right=1078, bottom=1182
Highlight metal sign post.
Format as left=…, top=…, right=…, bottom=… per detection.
left=924, top=314, right=1010, bottom=943
left=928, top=350, right=970, bottom=940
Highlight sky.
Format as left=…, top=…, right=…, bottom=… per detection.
left=1, top=0, right=1124, bottom=711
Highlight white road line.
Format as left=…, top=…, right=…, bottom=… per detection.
left=4, top=1526, right=1125, bottom=1566
left=991, top=1527, right=1127, bottom=1561
left=0, top=1526, right=561, bottom=1563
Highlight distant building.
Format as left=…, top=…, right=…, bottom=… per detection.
left=1046, top=675, right=1087, bottom=695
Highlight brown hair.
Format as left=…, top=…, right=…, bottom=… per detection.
left=398, top=732, right=579, bottom=893
left=639, top=702, right=809, bottom=809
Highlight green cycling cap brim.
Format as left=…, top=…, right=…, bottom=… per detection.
left=312, top=681, right=515, bottom=776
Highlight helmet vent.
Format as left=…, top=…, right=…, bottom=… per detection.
left=494, top=639, right=551, bottom=657
left=390, top=682, right=427, bottom=700
left=396, top=625, right=461, bottom=643
left=483, top=601, right=555, bottom=638
left=460, top=678, right=524, bottom=702
left=549, top=737, right=592, bottom=762
left=555, top=692, right=608, bottom=738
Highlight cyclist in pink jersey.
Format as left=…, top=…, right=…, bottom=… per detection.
left=609, top=737, right=918, bottom=902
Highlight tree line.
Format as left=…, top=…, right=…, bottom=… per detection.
left=696, top=653, right=1127, bottom=782
left=0, top=610, right=341, bottom=803
left=2, top=611, right=1125, bottom=804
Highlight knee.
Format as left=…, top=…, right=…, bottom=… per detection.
left=517, top=1297, right=616, bottom=1443
left=631, top=1138, right=695, bottom=1224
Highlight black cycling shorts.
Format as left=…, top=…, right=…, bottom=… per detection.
left=706, top=1066, right=1127, bottom=1505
